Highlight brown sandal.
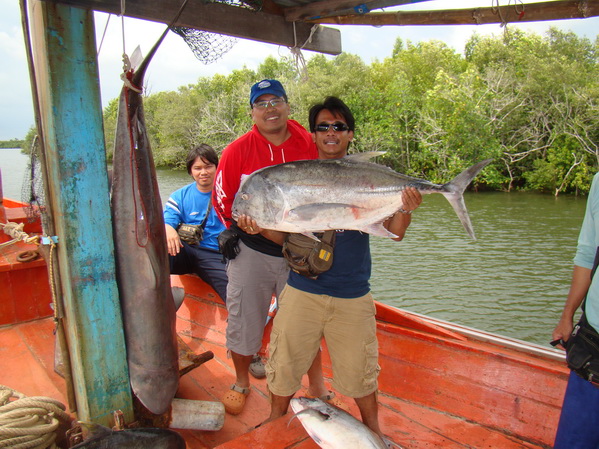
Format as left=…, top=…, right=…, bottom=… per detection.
left=305, top=391, right=347, bottom=410
left=222, top=384, right=250, bottom=415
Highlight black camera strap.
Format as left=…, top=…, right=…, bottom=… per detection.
left=200, top=194, right=212, bottom=230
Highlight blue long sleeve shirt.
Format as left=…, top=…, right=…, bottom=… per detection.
left=163, top=182, right=225, bottom=251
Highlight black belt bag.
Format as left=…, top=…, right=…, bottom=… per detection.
left=566, top=314, right=599, bottom=386
left=218, top=228, right=240, bottom=261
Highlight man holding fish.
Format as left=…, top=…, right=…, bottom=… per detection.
left=214, top=79, right=336, bottom=415
left=238, top=96, right=422, bottom=444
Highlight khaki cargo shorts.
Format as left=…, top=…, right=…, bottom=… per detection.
left=266, top=285, right=380, bottom=398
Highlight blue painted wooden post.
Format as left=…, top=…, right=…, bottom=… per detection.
left=29, top=0, right=133, bottom=425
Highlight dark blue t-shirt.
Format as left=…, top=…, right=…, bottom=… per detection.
left=288, top=230, right=371, bottom=298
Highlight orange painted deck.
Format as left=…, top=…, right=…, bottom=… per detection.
left=0, top=197, right=570, bottom=448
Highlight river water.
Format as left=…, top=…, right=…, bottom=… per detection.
left=1, top=148, right=586, bottom=347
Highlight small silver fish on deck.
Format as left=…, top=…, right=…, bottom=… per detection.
left=290, top=397, right=388, bottom=449
left=232, top=155, right=492, bottom=240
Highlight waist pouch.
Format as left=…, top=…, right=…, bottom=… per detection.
left=282, top=231, right=336, bottom=280
left=566, top=314, right=599, bottom=386
left=178, top=224, right=203, bottom=246
left=218, top=228, right=240, bottom=261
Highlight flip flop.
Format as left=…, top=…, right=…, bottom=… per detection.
left=222, top=384, right=250, bottom=415
left=305, top=391, right=347, bottom=410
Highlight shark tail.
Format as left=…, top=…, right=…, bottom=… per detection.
left=132, top=0, right=190, bottom=86
left=442, top=159, right=492, bottom=240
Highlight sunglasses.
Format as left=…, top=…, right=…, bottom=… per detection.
left=252, top=98, right=286, bottom=109
left=315, top=122, right=350, bottom=132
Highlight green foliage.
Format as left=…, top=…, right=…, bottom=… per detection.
left=0, top=138, right=25, bottom=149
left=100, top=28, right=599, bottom=194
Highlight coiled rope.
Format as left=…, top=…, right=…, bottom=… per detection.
left=0, top=385, right=71, bottom=449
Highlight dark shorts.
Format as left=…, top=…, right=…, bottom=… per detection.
left=170, top=242, right=228, bottom=303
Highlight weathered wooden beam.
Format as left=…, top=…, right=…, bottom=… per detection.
left=309, top=0, right=599, bottom=26
left=43, top=0, right=341, bottom=55
left=285, top=0, right=431, bottom=22
left=29, top=0, right=134, bottom=426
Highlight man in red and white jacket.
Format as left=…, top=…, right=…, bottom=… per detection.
left=214, top=79, right=321, bottom=415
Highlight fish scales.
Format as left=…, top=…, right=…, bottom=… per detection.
left=233, top=156, right=491, bottom=239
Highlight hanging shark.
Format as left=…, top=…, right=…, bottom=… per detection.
left=111, top=0, right=188, bottom=415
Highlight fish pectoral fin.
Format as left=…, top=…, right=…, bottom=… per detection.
left=287, top=414, right=299, bottom=428
left=289, top=203, right=360, bottom=222
left=300, top=232, right=321, bottom=241
left=363, top=222, right=399, bottom=239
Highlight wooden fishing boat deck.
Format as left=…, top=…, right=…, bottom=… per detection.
left=1, top=267, right=569, bottom=449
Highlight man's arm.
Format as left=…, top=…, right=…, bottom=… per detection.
left=236, top=214, right=288, bottom=245
left=384, top=187, right=422, bottom=241
left=552, top=265, right=592, bottom=346
left=165, top=223, right=182, bottom=256
left=213, top=147, right=242, bottom=227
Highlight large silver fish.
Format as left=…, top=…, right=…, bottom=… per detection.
left=232, top=155, right=491, bottom=240
left=290, top=397, right=388, bottom=449
left=111, top=1, right=188, bottom=415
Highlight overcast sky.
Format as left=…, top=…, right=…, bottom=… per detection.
left=1, top=0, right=597, bottom=141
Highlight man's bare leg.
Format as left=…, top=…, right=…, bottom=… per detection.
left=267, top=393, right=294, bottom=422
left=355, top=391, right=384, bottom=440
left=306, top=348, right=329, bottom=397
left=231, top=351, right=252, bottom=388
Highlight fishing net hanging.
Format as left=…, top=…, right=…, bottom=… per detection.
left=172, top=27, right=238, bottom=64
left=21, top=136, right=46, bottom=224
left=170, top=0, right=265, bottom=64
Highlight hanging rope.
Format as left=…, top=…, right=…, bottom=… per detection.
left=0, top=385, right=71, bottom=449
left=97, top=14, right=111, bottom=56
left=491, top=0, right=525, bottom=29
left=288, top=23, right=319, bottom=81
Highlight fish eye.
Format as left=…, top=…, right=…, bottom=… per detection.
left=241, top=193, right=249, bottom=200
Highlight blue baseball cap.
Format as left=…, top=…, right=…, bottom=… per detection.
left=249, top=79, right=288, bottom=105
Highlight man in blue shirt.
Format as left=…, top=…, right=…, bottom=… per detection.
left=239, top=97, right=422, bottom=444
left=553, top=172, right=599, bottom=448
left=164, top=144, right=227, bottom=302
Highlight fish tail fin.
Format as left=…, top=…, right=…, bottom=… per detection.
left=442, top=159, right=492, bottom=240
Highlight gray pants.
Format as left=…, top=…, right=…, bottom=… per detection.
left=225, top=241, right=289, bottom=356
